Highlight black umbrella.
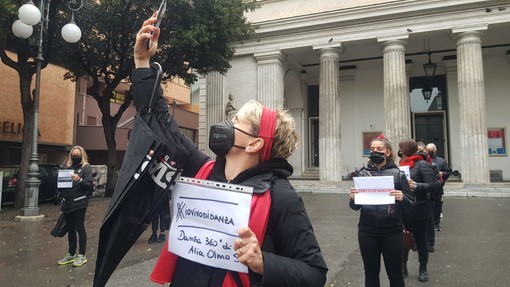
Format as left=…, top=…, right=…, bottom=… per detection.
left=93, top=63, right=190, bottom=287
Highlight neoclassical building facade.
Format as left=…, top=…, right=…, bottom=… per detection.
left=197, top=0, right=510, bottom=184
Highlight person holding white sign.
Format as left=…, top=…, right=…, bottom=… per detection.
left=133, top=15, right=328, bottom=287
left=57, top=146, right=93, bottom=267
left=398, top=139, right=439, bottom=283
left=349, top=136, right=414, bottom=287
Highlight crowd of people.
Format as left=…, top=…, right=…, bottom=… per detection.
left=51, top=13, right=452, bottom=287
left=350, top=136, right=451, bottom=286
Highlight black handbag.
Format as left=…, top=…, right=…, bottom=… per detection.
left=50, top=213, right=67, bottom=238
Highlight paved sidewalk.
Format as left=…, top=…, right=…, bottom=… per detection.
left=1, top=192, right=509, bottom=286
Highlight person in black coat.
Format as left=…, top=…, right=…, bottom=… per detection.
left=417, top=141, right=438, bottom=251
left=398, top=139, right=439, bottom=282
left=426, top=143, right=451, bottom=231
left=132, top=14, right=328, bottom=286
left=57, top=145, right=93, bottom=267
left=350, top=137, right=414, bottom=287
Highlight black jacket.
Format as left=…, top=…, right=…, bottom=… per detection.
left=349, top=160, right=414, bottom=234
left=132, top=68, right=328, bottom=287
left=432, top=155, right=451, bottom=188
left=402, top=154, right=438, bottom=221
left=60, top=163, right=93, bottom=214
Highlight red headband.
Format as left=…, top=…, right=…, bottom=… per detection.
left=258, top=107, right=277, bottom=161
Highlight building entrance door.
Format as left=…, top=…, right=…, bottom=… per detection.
left=413, top=111, right=447, bottom=159
left=409, top=75, right=449, bottom=161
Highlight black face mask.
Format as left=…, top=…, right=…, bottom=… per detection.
left=397, top=150, right=403, bottom=158
left=209, top=120, right=255, bottom=158
left=428, top=151, right=435, bottom=158
left=369, top=151, right=386, bottom=164
left=72, top=157, right=82, bottom=166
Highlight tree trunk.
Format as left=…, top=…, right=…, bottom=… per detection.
left=103, top=116, right=118, bottom=197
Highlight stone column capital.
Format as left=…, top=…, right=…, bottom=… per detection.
left=377, top=32, right=408, bottom=43
left=254, top=50, right=285, bottom=64
left=313, top=42, right=343, bottom=52
left=453, top=30, right=484, bottom=46
left=380, top=39, right=408, bottom=53
left=451, top=24, right=487, bottom=35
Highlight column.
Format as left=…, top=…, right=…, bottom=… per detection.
left=199, top=72, right=225, bottom=156
left=254, top=51, right=285, bottom=109
left=380, top=39, right=411, bottom=148
left=454, top=30, right=490, bottom=184
left=317, top=47, right=342, bottom=181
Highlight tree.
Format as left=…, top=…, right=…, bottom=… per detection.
left=59, top=0, right=258, bottom=196
left=1, top=0, right=258, bottom=203
left=0, top=0, right=66, bottom=208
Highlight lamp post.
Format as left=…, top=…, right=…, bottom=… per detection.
left=12, top=0, right=82, bottom=216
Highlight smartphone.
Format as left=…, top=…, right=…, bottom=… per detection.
left=146, top=0, right=167, bottom=49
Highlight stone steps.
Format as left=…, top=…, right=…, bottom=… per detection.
left=289, top=179, right=510, bottom=197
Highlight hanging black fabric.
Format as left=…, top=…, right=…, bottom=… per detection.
left=93, top=63, right=191, bottom=287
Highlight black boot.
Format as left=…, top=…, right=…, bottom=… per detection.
left=418, top=264, right=429, bottom=282
left=157, top=233, right=166, bottom=243
left=402, top=263, right=409, bottom=278
left=148, top=233, right=157, bottom=244
left=402, top=250, right=409, bottom=278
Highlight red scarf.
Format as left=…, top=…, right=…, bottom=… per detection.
left=150, top=161, right=271, bottom=286
left=399, top=154, right=424, bottom=169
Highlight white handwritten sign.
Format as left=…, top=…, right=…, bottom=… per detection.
left=398, top=166, right=410, bottom=179
left=353, top=176, right=395, bottom=205
left=57, top=169, right=74, bottom=188
left=168, top=177, right=253, bottom=273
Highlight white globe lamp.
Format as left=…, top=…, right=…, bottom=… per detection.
left=18, top=3, right=41, bottom=26
left=61, top=22, right=82, bottom=43
left=12, top=19, right=33, bottom=39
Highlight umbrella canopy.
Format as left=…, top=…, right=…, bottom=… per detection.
left=93, top=63, right=190, bottom=287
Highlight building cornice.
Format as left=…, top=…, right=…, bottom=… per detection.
left=234, top=0, right=510, bottom=56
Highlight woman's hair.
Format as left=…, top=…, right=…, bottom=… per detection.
left=399, top=139, right=418, bottom=156
left=426, top=143, right=437, bottom=152
left=236, top=100, right=298, bottom=159
left=66, top=145, right=90, bottom=167
left=417, top=141, right=427, bottom=152
left=370, top=137, right=395, bottom=161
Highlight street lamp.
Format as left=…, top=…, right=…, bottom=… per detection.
left=422, top=52, right=437, bottom=80
left=422, top=86, right=433, bottom=103
left=422, top=51, right=437, bottom=103
left=12, top=0, right=82, bottom=216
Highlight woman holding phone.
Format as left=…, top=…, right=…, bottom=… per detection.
left=349, top=136, right=414, bottom=287
left=132, top=13, right=328, bottom=287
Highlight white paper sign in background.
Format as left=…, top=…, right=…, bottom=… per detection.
left=398, top=166, right=410, bottom=179
left=57, top=169, right=74, bottom=188
left=353, top=176, right=395, bottom=205
left=169, top=177, right=253, bottom=273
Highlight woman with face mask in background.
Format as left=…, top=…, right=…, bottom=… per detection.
left=349, top=137, right=414, bottom=287
left=398, top=139, right=439, bottom=283
left=130, top=14, right=328, bottom=287
left=57, top=145, right=93, bottom=267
